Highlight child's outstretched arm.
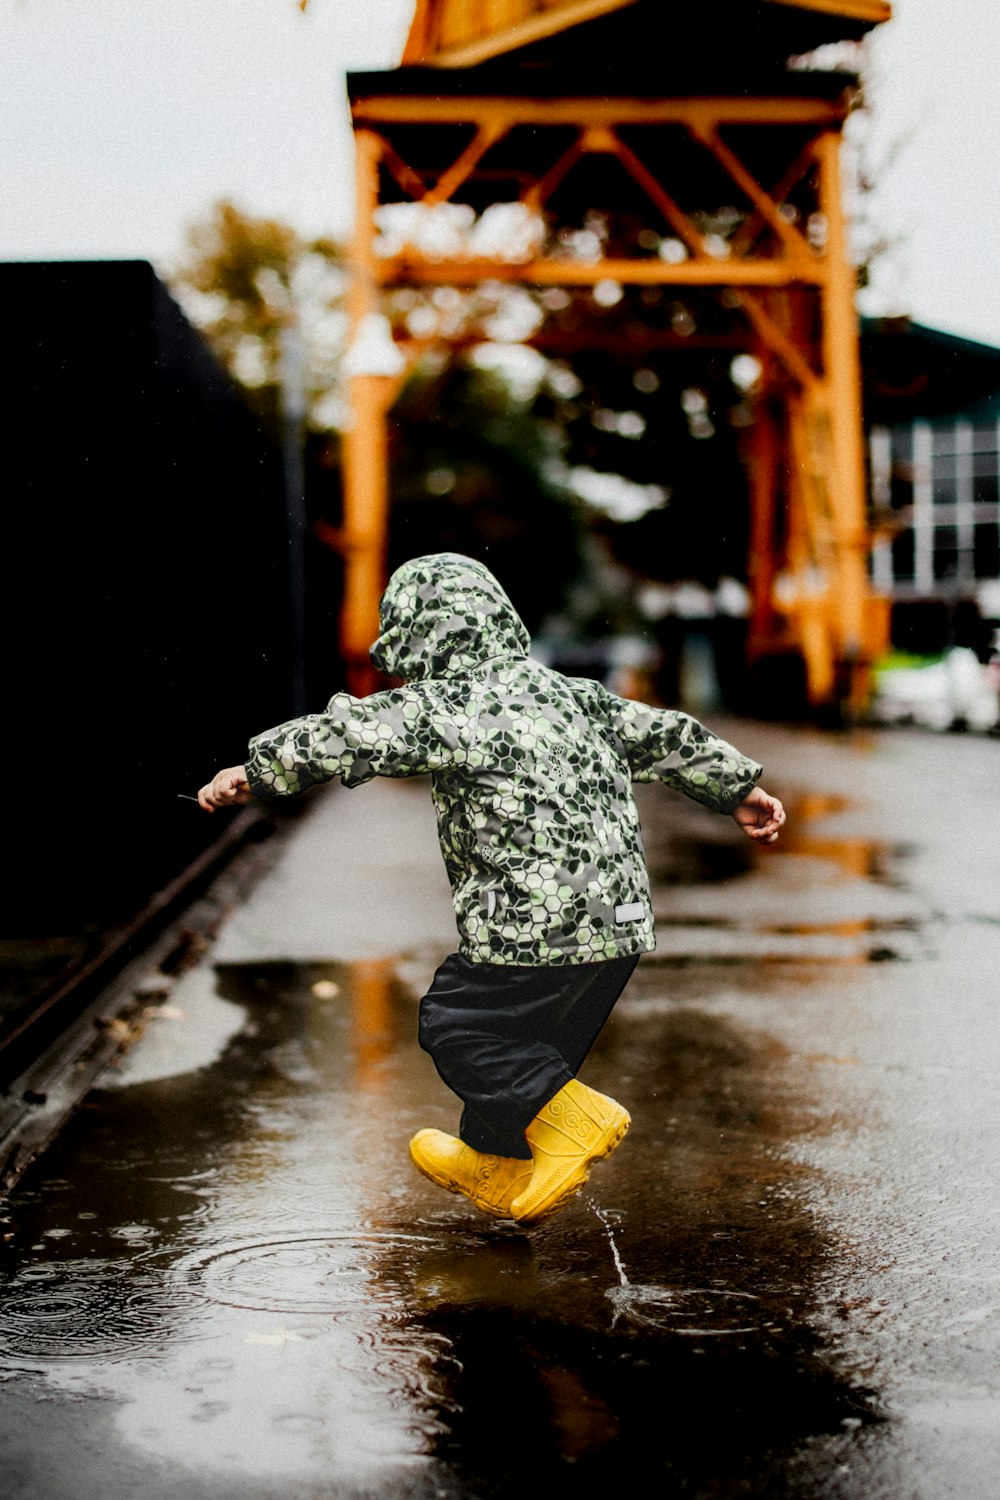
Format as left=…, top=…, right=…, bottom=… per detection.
left=197, top=685, right=458, bottom=811
left=731, top=785, right=785, bottom=844
left=198, top=765, right=254, bottom=812
left=581, top=681, right=785, bottom=836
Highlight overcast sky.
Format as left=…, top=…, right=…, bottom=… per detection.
left=1, top=0, right=998, bottom=347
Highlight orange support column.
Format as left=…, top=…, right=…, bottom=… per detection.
left=745, top=374, right=781, bottom=663
left=341, top=129, right=395, bottom=697
left=815, top=128, right=878, bottom=711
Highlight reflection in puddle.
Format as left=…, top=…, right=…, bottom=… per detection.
left=777, top=792, right=911, bottom=885
left=641, top=786, right=919, bottom=986
left=646, top=914, right=916, bottom=968
left=0, top=952, right=885, bottom=1495
left=409, top=997, right=884, bottom=1488
left=645, top=791, right=911, bottom=890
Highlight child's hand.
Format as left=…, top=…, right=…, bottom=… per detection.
left=198, top=766, right=253, bottom=812
left=732, top=786, right=785, bottom=844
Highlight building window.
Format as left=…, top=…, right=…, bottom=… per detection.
left=975, top=522, right=1000, bottom=579
left=870, top=416, right=1000, bottom=599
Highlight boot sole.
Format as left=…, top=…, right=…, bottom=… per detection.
left=512, top=1113, right=630, bottom=1226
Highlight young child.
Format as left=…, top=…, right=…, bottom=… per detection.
left=199, top=553, right=784, bottom=1225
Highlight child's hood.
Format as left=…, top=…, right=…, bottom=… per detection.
left=370, top=553, right=531, bottom=681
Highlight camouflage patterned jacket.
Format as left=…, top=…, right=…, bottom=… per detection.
left=246, top=553, right=762, bottom=966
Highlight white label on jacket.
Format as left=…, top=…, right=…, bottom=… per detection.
left=614, top=902, right=645, bottom=924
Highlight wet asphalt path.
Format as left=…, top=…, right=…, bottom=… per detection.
left=0, top=718, right=997, bottom=1499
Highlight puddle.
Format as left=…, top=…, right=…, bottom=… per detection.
left=0, top=955, right=884, bottom=1496
left=593, top=1203, right=760, bottom=1334
left=643, top=791, right=912, bottom=893
left=171, top=1232, right=438, bottom=1315
left=605, top=1283, right=760, bottom=1334
left=644, top=915, right=916, bottom=969
left=0, top=1259, right=186, bottom=1368
left=406, top=998, right=884, bottom=1487
left=107, top=967, right=247, bottom=1088
left=776, top=793, right=914, bottom=887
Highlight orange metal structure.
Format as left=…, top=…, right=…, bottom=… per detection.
left=341, top=0, right=892, bottom=710
left=403, top=0, right=890, bottom=68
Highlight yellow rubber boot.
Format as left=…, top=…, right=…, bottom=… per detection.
left=408, top=1129, right=534, bottom=1219
left=510, top=1079, right=630, bottom=1226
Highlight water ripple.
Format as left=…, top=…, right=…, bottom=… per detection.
left=171, top=1232, right=438, bottom=1316
left=0, top=1261, right=186, bottom=1366
left=606, top=1283, right=760, bottom=1335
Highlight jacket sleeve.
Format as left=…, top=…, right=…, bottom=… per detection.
left=244, top=687, right=457, bottom=798
left=592, top=686, right=763, bottom=814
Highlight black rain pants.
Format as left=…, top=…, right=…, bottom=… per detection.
left=418, top=952, right=639, bottom=1159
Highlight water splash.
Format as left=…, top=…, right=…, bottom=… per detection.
left=590, top=1202, right=761, bottom=1335
left=605, top=1283, right=759, bottom=1335
left=590, top=1201, right=629, bottom=1286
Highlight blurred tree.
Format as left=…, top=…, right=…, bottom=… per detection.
left=170, top=198, right=347, bottom=440
left=386, top=357, right=584, bottom=634
left=170, top=201, right=348, bottom=703
left=169, top=200, right=587, bottom=663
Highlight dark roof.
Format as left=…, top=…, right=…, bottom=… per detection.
left=861, top=318, right=1000, bottom=425
left=347, top=64, right=856, bottom=104
left=350, top=0, right=877, bottom=101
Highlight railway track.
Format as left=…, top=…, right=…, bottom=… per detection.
left=0, top=807, right=281, bottom=1196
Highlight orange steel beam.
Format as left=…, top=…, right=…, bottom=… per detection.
left=340, top=128, right=396, bottom=696
left=607, top=131, right=719, bottom=260
left=344, top=82, right=888, bottom=709
left=728, top=140, right=817, bottom=258
left=731, top=290, right=821, bottom=391
left=524, top=136, right=588, bottom=210
left=361, top=105, right=834, bottom=276
left=375, top=258, right=827, bottom=287
left=379, top=142, right=428, bottom=199
left=356, top=98, right=841, bottom=282
left=424, top=121, right=510, bottom=205
left=365, top=119, right=829, bottom=283
left=785, top=392, right=837, bottom=702
left=814, top=125, right=873, bottom=710
left=403, top=0, right=638, bottom=67
left=529, top=328, right=748, bottom=352
left=761, top=0, right=890, bottom=20
left=351, top=96, right=848, bottom=128
left=523, top=122, right=707, bottom=245
left=689, top=123, right=815, bottom=262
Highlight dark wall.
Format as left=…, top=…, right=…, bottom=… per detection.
left=1, top=261, right=295, bottom=931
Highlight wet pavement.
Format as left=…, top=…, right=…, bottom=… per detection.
left=0, top=718, right=998, bottom=1498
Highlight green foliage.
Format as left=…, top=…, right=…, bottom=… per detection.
left=873, top=649, right=945, bottom=674
left=168, top=200, right=588, bottom=631
left=170, top=199, right=346, bottom=438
